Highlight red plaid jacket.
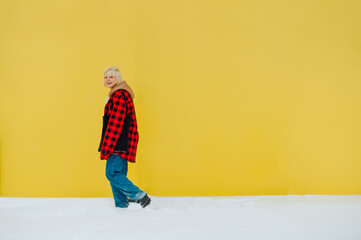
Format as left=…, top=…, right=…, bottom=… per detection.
left=100, top=89, right=139, bottom=163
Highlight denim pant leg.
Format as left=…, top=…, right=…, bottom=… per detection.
left=105, top=154, right=146, bottom=205
left=108, top=156, right=131, bottom=208
left=109, top=183, right=129, bottom=208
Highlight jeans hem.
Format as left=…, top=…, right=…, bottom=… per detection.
left=115, top=204, right=129, bottom=208
left=134, top=191, right=147, bottom=201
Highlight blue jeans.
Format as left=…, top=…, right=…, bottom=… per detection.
left=105, top=154, right=146, bottom=208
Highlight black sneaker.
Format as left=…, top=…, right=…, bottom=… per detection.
left=128, top=198, right=136, bottom=203
left=136, top=194, right=151, bottom=208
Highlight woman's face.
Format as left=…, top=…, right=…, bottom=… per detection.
left=104, top=71, right=117, bottom=88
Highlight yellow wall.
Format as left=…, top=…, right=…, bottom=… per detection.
left=0, top=0, right=360, bottom=197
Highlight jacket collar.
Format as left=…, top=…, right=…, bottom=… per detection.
left=108, top=80, right=135, bottom=99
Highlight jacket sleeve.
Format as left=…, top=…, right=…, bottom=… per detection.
left=100, top=92, right=127, bottom=160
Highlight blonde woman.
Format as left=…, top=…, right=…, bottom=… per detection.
left=99, top=66, right=151, bottom=208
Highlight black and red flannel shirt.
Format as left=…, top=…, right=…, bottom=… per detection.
left=100, top=89, right=139, bottom=163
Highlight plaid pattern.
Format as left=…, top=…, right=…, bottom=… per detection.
left=100, top=89, right=139, bottom=163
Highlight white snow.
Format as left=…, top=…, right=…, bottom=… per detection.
left=1, top=195, right=360, bottom=240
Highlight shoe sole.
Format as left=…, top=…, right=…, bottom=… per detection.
left=141, top=198, right=151, bottom=208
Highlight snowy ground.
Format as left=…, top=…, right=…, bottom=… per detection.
left=1, top=195, right=360, bottom=240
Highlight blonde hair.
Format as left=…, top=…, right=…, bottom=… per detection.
left=103, top=66, right=123, bottom=87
